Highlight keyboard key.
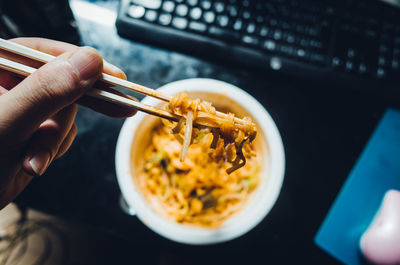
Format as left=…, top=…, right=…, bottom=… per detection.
left=332, top=57, right=341, bottom=67
left=172, top=17, right=188, bottom=29
left=201, top=0, right=211, bottom=10
left=190, top=7, right=202, bottom=20
left=299, top=39, right=309, bottom=47
left=306, top=27, right=318, bottom=37
left=233, top=19, right=242, bottom=31
left=296, top=49, right=306, bottom=57
left=187, top=0, right=198, bottom=6
left=214, top=2, right=225, bottom=13
left=285, top=33, right=295, bottom=44
left=259, top=26, right=268, bottom=37
left=392, top=60, right=399, bottom=69
left=270, top=57, right=282, bottom=70
left=325, top=6, right=335, bottom=15
left=295, top=24, right=305, bottom=34
left=227, top=5, right=238, bottom=17
left=159, top=13, right=172, bottom=25
left=279, top=45, right=295, bottom=56
left=189, top=21, right=207, bottom=32
left=217, top=15, right=229, bottom=27
left=282, top=22, right=290, bottom=30
left=263, top=40, right=276, bottom=51
left=345, top=61, right=354, bottom=71
left=176, top=4, right=189, bottom=16
left=131, top=0, right=161, bottom=9
left=256, top=15, right=264, bottom=24
left=203, top=11, right=215, bottom=24
left=128, top=5, right=145, bottom=18
left=241, top=10, right=251, bottom=20
left=144, top=10, right=158, bottom=22
left=273, top=30, right=282, bottom=40
left=270, top=18, right=278, bottom=27
left=209, top=26, right=240, bottom=41
left=255, top=2, right=263, bottom=11
left=279, top=7, right=290, bottom=17
left=162, top=1, right=175, bottom=13
left=242, top=35, right=259, bottom=46
left=364, top=29, right=377, bottom=38
left=377, top=68, right=386, bottom=78
left=378, top=56, right=386, bottom=66
left=309, top=40, right=323, bottom=50
left=347, top=49, right=355, bottom=58
left=359, top=63, right=367, bottom=74
left=265, top=3, right=276, bottom=14
left=310, top=53, right=325, bottom=64
left=379, top=44, right=388, bottom=54
left=246, top=23, right=256, bottom=34
left=321, top=19, right=329, bottom=28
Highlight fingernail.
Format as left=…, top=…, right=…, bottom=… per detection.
left=115, top=68, right=127, bottom=80
left=29, top=151, right=51, bottom=176
left=68, top=47, right=102, bottom=80
left=104, top=61, right=127, bottom=80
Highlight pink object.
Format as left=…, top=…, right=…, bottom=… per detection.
left=360, top=189, right=400, bottom=265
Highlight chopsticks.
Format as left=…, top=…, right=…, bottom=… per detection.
left=0, top=38, right=171, bottom=102
left=0, top=57, right=181, bottom=122
left=0, top=38, right=172, bottom=102
left=0, top=38, right=249, bottom=127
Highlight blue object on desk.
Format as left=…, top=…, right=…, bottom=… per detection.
left=315, top=109, right=400, bottom=265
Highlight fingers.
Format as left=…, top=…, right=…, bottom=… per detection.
left=55, top=123, right=77, bottom=159
left=10, top=37, right=79, bottom=57
left=0, top=170, right=34, bottom=210
left=6, top=37, right=126, bottom=82
left=0, top=37, right=127, bottom=99
left=0, top=38, right=80, bottom=73
left=103, top=61, right=127, bottom=80
left=78, top=86, right=138, bottom=118
left=0, top=85, right=7, bottom=96
left=22, top=104, right=77, bottom=176
left=0, top=46, right=103, bottom=140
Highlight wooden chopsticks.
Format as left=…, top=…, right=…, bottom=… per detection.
left=0, top=38, right=171, bottom=102
left=0, top=56, right=183, bottom=123
left=0, top=38, right=249, bottom=127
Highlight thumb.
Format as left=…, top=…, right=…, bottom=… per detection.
left=0, top=46, right=102, bottom=139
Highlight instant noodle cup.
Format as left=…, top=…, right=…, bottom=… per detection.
left=115, top=78, right=285, bottom=244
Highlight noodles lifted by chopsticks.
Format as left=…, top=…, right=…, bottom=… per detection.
left=166, top=92, right=257, bottom=174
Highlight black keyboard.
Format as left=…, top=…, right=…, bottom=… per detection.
left=116, top=0, right=400, bottom=92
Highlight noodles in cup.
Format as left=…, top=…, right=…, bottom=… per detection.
left=135, top=92, right=260, bottom=227
left=167, top=92, right=257, bottom=174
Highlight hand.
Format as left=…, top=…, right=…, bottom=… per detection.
left=0, top=38, right=137, bottom=209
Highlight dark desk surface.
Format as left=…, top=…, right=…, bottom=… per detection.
left=15, top=1, right=393, bottom=264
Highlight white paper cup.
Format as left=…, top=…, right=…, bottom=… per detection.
left=115, top=78, right=285, bottom=245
